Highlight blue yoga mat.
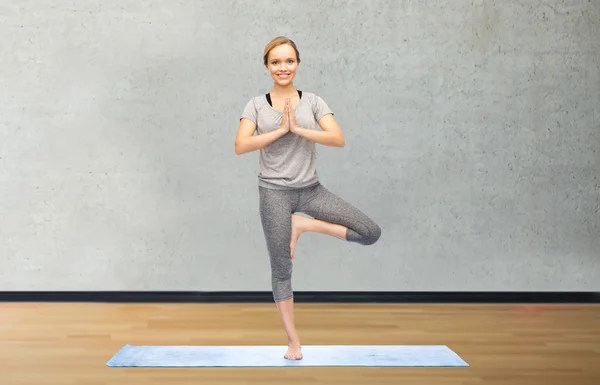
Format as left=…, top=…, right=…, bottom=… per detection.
left=106, top=344, right=469, bottom=367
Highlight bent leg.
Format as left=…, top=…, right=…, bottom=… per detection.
left=298, top=184, right=381, bottom=245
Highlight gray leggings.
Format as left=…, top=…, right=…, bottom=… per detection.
left=259, top=182, right=381, bottom=302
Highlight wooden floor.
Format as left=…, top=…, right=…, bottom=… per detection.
left=1, top=303, right=599, bottom=384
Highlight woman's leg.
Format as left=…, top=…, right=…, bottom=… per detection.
left=258, top=187, right=303, bottom=360
left=290, top=213, right=347, bottom=258
left=294, top=184, right=382, bottom=248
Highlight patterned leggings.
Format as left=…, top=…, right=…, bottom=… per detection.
left=259, top=182, right=381, bottom=302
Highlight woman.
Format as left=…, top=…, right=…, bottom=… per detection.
left=235, top=36, right=382, bottom=360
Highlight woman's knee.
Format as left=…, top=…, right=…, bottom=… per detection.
left=271, top=270, right=293, bottom=302
left=363, top=222, right=381, bottom=245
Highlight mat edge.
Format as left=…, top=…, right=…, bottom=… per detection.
left=106, top=344, right=133, bottom=367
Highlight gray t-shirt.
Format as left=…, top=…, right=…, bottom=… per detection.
left=240, top=92, right=334, bottom=190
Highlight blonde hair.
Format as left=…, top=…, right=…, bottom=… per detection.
left=263, top=36, right=301, bottom=66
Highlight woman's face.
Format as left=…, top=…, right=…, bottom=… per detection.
left=266, top=44, right=299, bottom=87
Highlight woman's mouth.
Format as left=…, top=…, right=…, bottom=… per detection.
left=277, top=73, right=291, bottom=79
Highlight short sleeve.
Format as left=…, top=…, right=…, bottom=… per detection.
left=312, top=94, right=334, bottom=121
left=240, top=98, right=257, bottom=123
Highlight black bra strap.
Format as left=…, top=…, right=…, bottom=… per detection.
left=266, top=90, right=302, bottom=107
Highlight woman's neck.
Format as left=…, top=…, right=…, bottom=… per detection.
left=270, top=83, right=297, bottom=97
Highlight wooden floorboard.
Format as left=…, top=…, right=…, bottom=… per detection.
left=1, top=303, right=599, bottom=384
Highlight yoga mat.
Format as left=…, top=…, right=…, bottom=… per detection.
left=106, top=344, right=469, bottom=367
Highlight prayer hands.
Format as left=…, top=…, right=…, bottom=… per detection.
left=288, top=102, right=300, bottom=134
left=280, top=98, right=291, bottom=133
left=280, top=98, right=301, bottom=134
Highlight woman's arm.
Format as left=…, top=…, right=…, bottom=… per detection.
left=290, top=113, right=345, bottom=148
left=235, top=118, right=288, bottom=155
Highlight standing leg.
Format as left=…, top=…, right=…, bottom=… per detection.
left=293, top=184, right=382, bottom=248
left=258, top=187, right=303, bottom=360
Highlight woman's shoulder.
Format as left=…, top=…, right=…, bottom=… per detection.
left=242, top=94, right=269, bottom=110
left=301, top=91, right=328, bottom=104
left=301, top=91, right=331, bottom=111
left=294, top=91, right=322, bottom=108
left=242, top=91, right=327, bottom=109
left=246, top=94, right=268, bottom=104
left=301, top=91, right=318, bottom=99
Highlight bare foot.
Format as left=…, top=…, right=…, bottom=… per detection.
left=284, top=342, right=303, bottom=360
left=290, top=214, right=307, bottom=259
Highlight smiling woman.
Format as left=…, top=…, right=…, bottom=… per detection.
left=234, top=36, right=382, bottom=361
left=263, top=36, right=301, bottom=86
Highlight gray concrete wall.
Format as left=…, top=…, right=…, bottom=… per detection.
left=1, top=0, right=598, bottom=291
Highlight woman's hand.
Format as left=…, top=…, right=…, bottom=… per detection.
left=288, top=103, right=301, bottom=134
left=279, top=98, right=291, bottom=133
